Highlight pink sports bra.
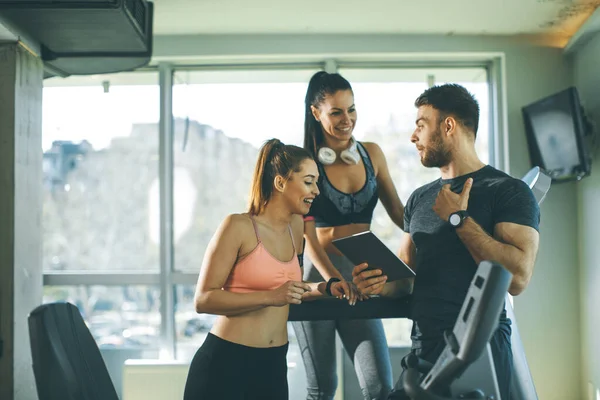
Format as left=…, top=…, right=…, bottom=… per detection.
left=223, top=215, right=302, bottom=293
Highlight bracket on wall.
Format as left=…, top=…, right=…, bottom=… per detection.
left=324, top=59, right=337, bottom=73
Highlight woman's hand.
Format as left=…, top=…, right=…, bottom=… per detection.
left=329, top=280, right=365, bottom=306
left=269, top=281, right=312, bottom=306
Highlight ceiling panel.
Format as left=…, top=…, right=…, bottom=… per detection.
left=150, top=0, right=599, bottom=39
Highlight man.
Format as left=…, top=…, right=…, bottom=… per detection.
left=353, top=84, right=540, bottom=399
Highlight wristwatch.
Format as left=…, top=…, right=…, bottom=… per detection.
left=448, top=210, right=469, bottom=229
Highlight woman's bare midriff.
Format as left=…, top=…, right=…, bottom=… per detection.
left=210, top=305, right=290, bottom=348
left=316, top=223, right=371, bottom=255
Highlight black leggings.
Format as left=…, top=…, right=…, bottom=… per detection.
left=183, top=333, right=289, bottom=400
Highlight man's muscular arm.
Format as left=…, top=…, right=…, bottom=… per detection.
left=434, top=178, right=540, bottom=296
left=455, top=218, right=539, bottom=295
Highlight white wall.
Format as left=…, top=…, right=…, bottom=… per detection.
left=572, top=31, right=600, bottom=400
left=153, top=34, right=581, bottom=399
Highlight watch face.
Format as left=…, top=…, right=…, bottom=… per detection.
left=449, top=213, right=461, bottom=226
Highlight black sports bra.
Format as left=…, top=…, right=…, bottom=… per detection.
left=306, top=142, right=378, bottom=228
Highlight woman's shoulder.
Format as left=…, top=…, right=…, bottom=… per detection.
left=358, top=141, right=385, bottom=172
left=218, top=213, right=255, bottom=237
left=223, top=212, right=252, bottom=225
left=358, top=141, right=383, bottom=156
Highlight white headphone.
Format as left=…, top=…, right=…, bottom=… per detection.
left=317, top=138, right=360, bottom=165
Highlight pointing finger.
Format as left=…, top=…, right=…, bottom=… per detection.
left=461, top=178, right=473, bottom=198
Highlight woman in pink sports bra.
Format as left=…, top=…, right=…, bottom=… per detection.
left=183, top=139, right=352, bottom=400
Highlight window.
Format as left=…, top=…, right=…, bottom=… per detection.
left=42, top=72, right=162, bottom=354
left=171, top=69, right=318, bottom=273
left=44, top=285, right=160, bottom=350
left=42, top=65, right=492, bottom=360
left=174, top=284, right=216, bottom=359
left=43, top=73, right=160, bottom=273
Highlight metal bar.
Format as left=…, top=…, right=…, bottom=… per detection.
left=487, top=56, right=509, bottom=173
left=138, top=60, right=488, bottom=73
left=43, top=272, right=160, bottom=286
left=288, top=297, right=410, bottom=321
left=171, top=271, right=199, bottom=286
left=158, top=62, right=176, bottom=359
left=324, top=59, right=337, bottom=73
left=336, top=60, right=489, bottom=70
left=505, top=294, right=539, bottom=399
left=159, top=62, right=324, bottom=72
left=43, top=271, right=196, bottom=287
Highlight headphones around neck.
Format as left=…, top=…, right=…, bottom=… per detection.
left=317, top=138, right=360, bottom=165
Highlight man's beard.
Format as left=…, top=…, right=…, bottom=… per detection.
left=421, top=127, right=452, bottom=168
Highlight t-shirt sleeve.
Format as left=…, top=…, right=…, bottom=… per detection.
left=403, top=192, right=416, bottom=233
left=493, top=178, right=540, bottom=231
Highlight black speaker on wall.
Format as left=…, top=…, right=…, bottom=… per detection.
left=0, top=0, right=154, bottom=77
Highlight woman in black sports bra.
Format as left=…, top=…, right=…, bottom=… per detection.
left=291, top=72, right=406, bottom=400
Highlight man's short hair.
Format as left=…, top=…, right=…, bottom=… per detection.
left=415, top=84, right=480, bottom=138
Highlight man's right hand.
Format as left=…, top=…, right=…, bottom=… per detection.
left=270, top=281, right=312, bottom=306
left=352, top=263, right=388, bottom=296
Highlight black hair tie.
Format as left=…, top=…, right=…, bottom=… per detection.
left=325, top=277, right=341, bottom=296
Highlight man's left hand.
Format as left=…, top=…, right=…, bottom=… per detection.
left=352, top=263, right=388, bottom=296
left=433, top=178, right=473, bottom=221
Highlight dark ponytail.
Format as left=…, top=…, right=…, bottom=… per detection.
left=303, top=71, right=353, bottom=158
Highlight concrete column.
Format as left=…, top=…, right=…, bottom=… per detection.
left=0, top=42, right=44, bottom=400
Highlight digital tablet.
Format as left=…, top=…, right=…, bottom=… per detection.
left=332, top=231, right=415, bottom=282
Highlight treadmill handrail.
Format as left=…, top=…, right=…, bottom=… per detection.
left=418, top=261, right=512, bottom=395
left=288, top=295, right=410, bottom=321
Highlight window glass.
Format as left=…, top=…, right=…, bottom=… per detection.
left=42, top=73, right=160, bottom=272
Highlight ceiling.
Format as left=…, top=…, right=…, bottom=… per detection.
left=151, top=0, right=600, bottom=39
